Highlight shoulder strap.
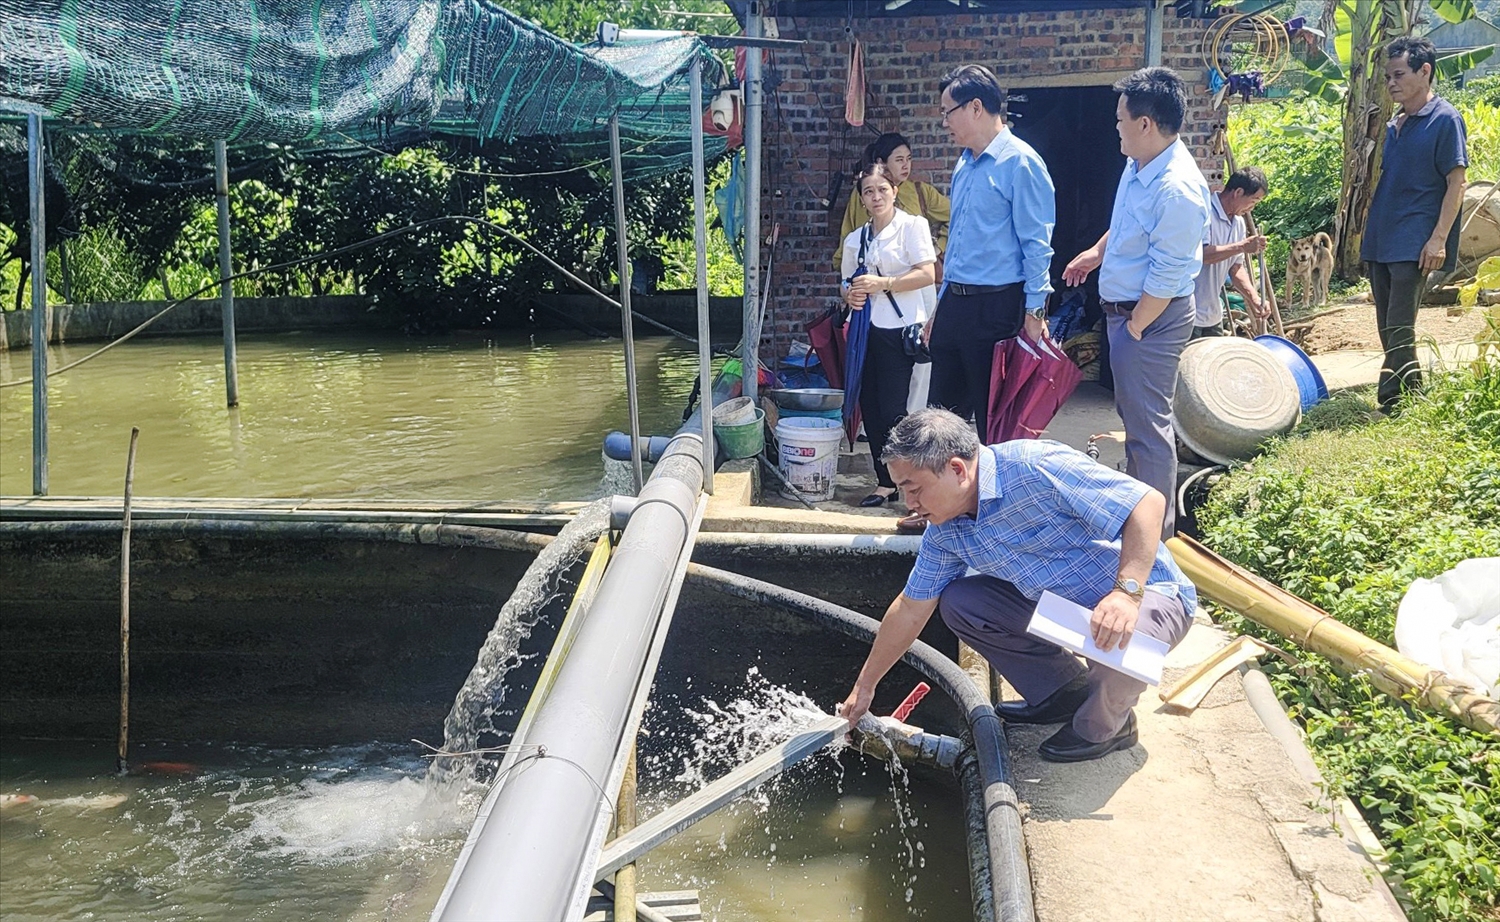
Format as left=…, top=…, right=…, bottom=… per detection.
left=915, top=181, right=929, bottom=218
left=859, top=221, right=906, bottom=318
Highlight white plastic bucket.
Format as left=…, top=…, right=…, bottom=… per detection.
left=776, top=417, right=842, bottom=502
left=712, top=396, right=758, bottom=427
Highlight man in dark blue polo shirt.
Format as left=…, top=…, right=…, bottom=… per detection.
left=1361, top=36, right=1468, bottom=412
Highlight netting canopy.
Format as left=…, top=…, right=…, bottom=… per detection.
left=0, top=0, right=727, bottom=174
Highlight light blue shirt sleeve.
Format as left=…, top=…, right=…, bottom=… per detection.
left=1011, top=153, right=1057, bottom=310
left=1029, top=446, right=1151, bottom=540
left=1143, top=190, right=1209, bottom=300
left=902, top=531, right=968, bottom=601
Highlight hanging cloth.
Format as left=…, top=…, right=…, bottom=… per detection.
left=844, top=38, right=866, bottom=127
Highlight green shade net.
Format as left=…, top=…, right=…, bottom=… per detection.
left=0, top=0, right=727, bottom=175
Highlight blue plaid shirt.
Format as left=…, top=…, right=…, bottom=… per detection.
left=903, top=441, right=1197, bottom=610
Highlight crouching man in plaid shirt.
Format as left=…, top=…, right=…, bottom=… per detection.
left=838, top=408, right=1197, bottom=762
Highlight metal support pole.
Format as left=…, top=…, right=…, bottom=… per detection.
left=28, top=114, right=48, bottom=497
left=214, top=140, right=240, bottom=408
left=1145, top=0, right=1163, bottom=67
left=740, top=3, right=764, bottom=403
left=610, top=115, right=645, bottom=493
left=690, top=56, right=715, bottom=494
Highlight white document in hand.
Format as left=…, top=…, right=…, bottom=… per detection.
left=1026, top=590, right=1169, bottom=686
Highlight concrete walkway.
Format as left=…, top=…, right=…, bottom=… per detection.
left=1006, top=617, right=1405, bottom=922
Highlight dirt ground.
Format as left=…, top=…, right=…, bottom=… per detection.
left=1292, top=294, right=1492, bottom=355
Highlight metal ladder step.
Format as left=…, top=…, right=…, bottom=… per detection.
left=582, top=889, right=703, bottom=921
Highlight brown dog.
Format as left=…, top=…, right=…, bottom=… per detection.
left=1285, top=232, right=1334, bottom=310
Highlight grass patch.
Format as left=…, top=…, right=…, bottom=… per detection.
left=1198, top=360, right=1500, bottom=922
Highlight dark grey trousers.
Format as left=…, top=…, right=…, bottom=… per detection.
left=939, top=575, right=1193, bottom=742
left=1105, top=295, right=1194, bottom=539
left=1368, top=260, right=1425, bottom=411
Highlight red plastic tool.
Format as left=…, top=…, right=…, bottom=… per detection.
left=890, top=682, right=930, bottom=722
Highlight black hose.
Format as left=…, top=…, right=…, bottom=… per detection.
left=0, top=519, right=553, bottom=554
left=684, top=562, right=1035, bottom=922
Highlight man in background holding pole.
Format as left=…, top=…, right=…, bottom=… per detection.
left=1193, top=167, right=1269, bottom=338
left=1063, top=66, right=1210, bottom=540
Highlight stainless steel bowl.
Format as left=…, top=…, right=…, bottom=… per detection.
left=766, top=388, right=844, bottom=411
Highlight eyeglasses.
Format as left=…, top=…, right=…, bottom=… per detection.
left=940, top=101, right=969, bottom=123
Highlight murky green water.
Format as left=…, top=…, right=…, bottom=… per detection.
left=0, top=332, right=704, bottom=500
left=2, top=739, right=971, bottom=921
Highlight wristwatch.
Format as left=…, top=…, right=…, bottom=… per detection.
left=1026, top=304, right=1047, bottom=320
left=1113, top=577, right=1144, bottom=601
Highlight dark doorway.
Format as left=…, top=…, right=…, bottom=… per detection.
left=1008, top=84, right=1128, bottom=386
left=1008, top=84, right=1127, bottom=299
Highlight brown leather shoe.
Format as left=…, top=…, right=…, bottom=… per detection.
left=895, top=513, right=926, bottom=534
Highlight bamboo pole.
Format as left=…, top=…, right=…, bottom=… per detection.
left=118, top=427, right=139, bottom=773
left=1168, top=535, right=1500, bottom=738
left=613, top=746, right=638, bottom=922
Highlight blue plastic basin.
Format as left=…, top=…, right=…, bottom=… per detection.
left=1254, top=335, right=1329, bottom=411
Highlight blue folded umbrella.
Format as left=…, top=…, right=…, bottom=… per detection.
left=841, top=267, right=872, bottom=445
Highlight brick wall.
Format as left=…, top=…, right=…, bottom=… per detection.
left=758, top=6, right=1226, bottom=361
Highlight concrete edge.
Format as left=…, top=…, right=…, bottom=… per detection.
left=1239, top=663, right=1411, bottom=921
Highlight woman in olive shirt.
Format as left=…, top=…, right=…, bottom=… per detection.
left=837, top=133, right=951, bottom=275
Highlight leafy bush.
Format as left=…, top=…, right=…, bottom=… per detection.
left=1227, top=98, right=1342, bottom=284
left=1198, top=360, right=1500, bottom=922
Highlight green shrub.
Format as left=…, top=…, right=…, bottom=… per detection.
left=1198, top=360, right=1500, bottom=922
left=1227, top=98, right=1342, bottom=285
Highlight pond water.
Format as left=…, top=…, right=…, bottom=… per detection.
left=0, top=332, right=704, bottom=500
left=2, top=710, right=971, bottom=921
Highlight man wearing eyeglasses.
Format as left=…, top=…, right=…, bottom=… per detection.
left=928, top=64, right=1057, bottom=445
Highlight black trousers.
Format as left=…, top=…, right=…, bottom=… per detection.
left=1190, top=324, right=1224, bottom=340
left=1368, top=260, right=1425, bottom=410
left=927, top=284, right=1024, bottom=440
left=860, top=325, right=916, bottom=488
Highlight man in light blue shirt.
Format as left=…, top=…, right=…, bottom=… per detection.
left=928, top=64, right=1057, bottom=444
left=840, top=409, right=1196, bottom=763
left=1064, top=67, right=1211, bottom=539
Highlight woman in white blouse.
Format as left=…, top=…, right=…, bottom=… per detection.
left=841, top=163, right=938, bottom=507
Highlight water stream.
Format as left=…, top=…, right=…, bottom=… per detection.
left=428, top=498, right=609, bottom=786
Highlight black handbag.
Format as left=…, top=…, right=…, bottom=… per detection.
left=848, top=224, right=931, bottom=364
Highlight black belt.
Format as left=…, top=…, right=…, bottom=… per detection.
left=1099, top=299, right=1137, bottom=316
left=945, top=282, right=1019, bottom=296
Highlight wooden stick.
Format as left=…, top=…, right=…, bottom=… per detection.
left=613, top=746, right=638, bottom=922
left=118, top=427, right=139, bottom=774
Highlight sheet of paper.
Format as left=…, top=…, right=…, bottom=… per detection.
left=1026, top=590, right=1169, bottom=686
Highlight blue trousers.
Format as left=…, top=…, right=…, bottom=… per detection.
left=939, top=575, right=1193, bottom=742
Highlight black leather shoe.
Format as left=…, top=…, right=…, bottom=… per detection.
left=1038, top=712, right=1138, bottom=763
left=859, top=491, right=895, bottom=507
left=996, top=675, right=1089, bottom=725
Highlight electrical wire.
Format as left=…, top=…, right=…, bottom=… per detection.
left=1, top=214, right=701, bottom=388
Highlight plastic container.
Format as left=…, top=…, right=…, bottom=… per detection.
left=775, top=417, right=843, bottom=502
left=713, top=408, right=766, bottom=460
left=712, top=396, right=758, bottom=427
left=1173, top=338, right=1301, bottom=465
left=777, top=406, right=843, bottom=420
left=1254, top=335, right=1329, bottom=411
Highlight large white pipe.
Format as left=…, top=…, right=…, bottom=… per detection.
left=431, top=434, right=706, bottom=921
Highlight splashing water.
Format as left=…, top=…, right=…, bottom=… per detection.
left=427, top=499, right=609, bottom=786
left=594, top=453, right=641, bottom=499
left=666, top=667, right=839, bottom=794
